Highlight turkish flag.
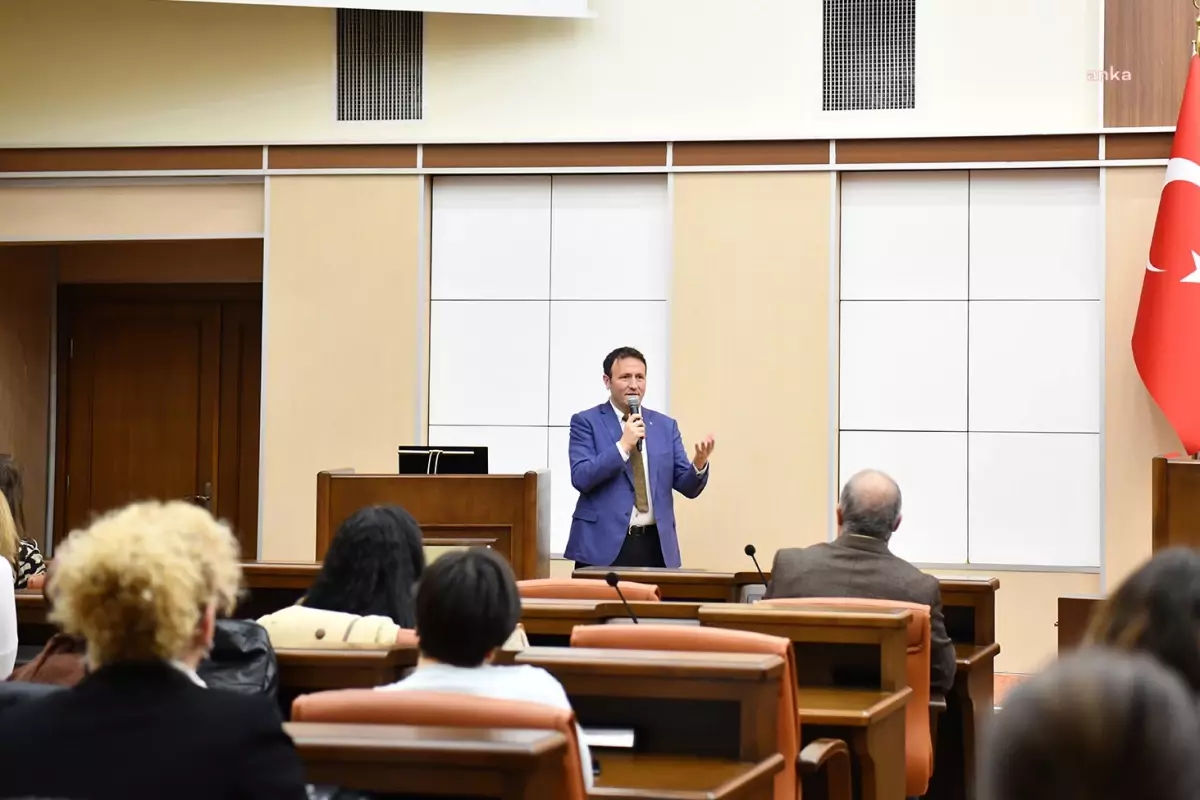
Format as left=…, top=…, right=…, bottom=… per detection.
left=1132, top=55, right=1200, bottom=454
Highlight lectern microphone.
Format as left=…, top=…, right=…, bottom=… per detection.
left=744, top=544, right=768, bottom=586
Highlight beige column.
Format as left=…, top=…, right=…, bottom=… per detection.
left=669, top=172, right=833, bottom=569
left=260, top=175, right=425, bottom=561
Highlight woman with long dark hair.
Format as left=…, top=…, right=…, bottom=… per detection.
left=257, top=505, right=426, bottom=647
left=0, top=455, right=46, bottom=589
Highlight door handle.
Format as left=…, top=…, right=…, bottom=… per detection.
left=183, top=482, right=213, bottom=510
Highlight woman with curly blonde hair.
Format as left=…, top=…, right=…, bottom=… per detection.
left=0, top=500, right=307, bottom=800
left=0, top=491, right=19, bottom=678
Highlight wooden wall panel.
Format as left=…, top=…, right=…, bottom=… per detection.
left=0, top=246, right=54, bottom=544
left=57, top=240, right=263, bottom=283
left=1104, top=0, right=1195, bottom=127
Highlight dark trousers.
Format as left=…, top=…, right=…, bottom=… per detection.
left=575, top=525, right=666, bottom=570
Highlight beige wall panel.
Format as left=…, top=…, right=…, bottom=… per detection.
left=57, top=239, right=263, bottom=283
left=0, top=0, right=1096, bottom=146
left=929, top=569, right=1099, bottom=674
left=1105, top=167, right=1179, bottom=587
left=671, top=173, right=831, bottom=570
left=0, top=247, right=55, bottom=544
left=260, top=176, right=422, bottom=561
left=0, top=184, right=264, bottom=241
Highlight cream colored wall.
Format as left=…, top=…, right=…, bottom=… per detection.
left=1104, top=167, right=1180, bottom=587
left=0, top=0, right=1099, bottom=146
left=670, top=173, right=832, bottom=570
left=259, top=176, right=423, bottom=561
left=0, top=184, right=263, bottom=241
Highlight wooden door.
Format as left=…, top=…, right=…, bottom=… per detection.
left=55, top=285, right=262, bottom=556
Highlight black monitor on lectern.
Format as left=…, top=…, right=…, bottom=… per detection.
left=398, top=446, right=488, bottom=475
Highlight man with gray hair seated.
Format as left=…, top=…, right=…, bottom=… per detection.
left=763, top=469, right=956, bottom=695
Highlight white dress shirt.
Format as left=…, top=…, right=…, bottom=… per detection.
left=611, top=401, right=708, bottom=528
left=0, top=559, right=16, bottom=680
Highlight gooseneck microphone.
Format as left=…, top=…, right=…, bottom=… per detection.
left=606, top=572, right=640, bottom=623
left=626, top=395, right=644, bottom=452
left=744, top=544, right=768, bottom=586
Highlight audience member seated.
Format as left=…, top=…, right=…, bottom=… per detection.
left=0, top=501, right=308, bottom=800
left=1084, top=547, right=1200, bottom=693
left=981, top=650, right=1200, bottom=800
left=257, top=504, right=424, bottom=647
left=0, top=454, right=46, bottom=590
left=762, top=469, right=956, bottom=695
left=378, top=546, right=593, bottom=786
left=0, top=494, right=17, bottom=679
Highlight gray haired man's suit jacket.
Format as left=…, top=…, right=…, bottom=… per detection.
left=763, top=533, right=957, bottom=695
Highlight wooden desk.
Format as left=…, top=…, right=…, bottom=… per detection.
left=592, top=752, right=784, bottom=800
left=286, top=721, right=570, bottom=798
left=574, top=567, right=743, bottom=602
left=517, top=646, right=783, bottom=764
left=276, top=645, right=418, bottom=691
left=698, top=604, right=911, bottom=800
left=1057, top=595, right=1101, bottom=652
left=520, top=599, right=703, bottom=644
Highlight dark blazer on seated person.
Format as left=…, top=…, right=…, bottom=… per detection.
left=0, top=660, right=307, bottom=800
left=764, top=533, right=957, bottom=695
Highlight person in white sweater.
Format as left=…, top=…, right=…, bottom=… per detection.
left=379, top=547, right=593, bottom=787
left=0, top=492, right=20, bottom=678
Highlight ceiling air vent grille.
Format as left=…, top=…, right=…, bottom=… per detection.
left=822, top=0, right=916, bottom=111
left=336, top=8, right=423, bottom=122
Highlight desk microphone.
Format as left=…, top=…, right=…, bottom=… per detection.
left=606, top=572, right=640, bottom=624
left=744, top=544, right=768, bottom=586
left=626, top=395, right=644, bottom=453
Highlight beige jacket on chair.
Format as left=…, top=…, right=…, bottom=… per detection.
left=257, top=605, right=530, bottom=651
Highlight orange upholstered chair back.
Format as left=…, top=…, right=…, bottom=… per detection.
left=570, top=624, right=798, bottom=800
left=762, top=597, right=933, bottom=796
left=517, top=578, right=661, bottom=601
left=292, top=689, right=586, bottom=800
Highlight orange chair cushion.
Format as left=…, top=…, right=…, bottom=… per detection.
left=570, top=624, right=798, bottom=800
left=517, top=578, right=661, bottom=602
left=293, top=689, right=586, bottom=800
left=762, top=596, right=933, bottom=796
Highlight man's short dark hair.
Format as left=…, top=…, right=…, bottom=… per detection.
left=414, top=547, right=520, bottom=667
left=603, top=347, right=647, bottom=378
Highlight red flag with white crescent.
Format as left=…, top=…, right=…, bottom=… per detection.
left=1132, top=55, right=1200, bottom=453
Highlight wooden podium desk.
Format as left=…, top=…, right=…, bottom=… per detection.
left=285, top=722, right=570, bottom=798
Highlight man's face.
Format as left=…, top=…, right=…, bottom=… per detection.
left=604, top=357, right=647, bottom=409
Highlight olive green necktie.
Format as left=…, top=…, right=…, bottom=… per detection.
left=623, top=414, right=650, bottom=513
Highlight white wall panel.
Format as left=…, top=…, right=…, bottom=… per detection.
left=840, top=173, right=969, bottom=301
left=548, top=300, right=669, bottom=426
left=968, top=170, right=1101, bottom=301
left=840, top=301, right=967, bottom=432
left=550, top=176, right=670, bottom=301
left=430, top=177, right=551, bottom=300
left=969, top=301, right=1100, bottom=433
left=548, top=426, right=575, bottom=555
left=428, top=425, right=549, bottom=475
left=967, top=433, right=1100, bottom=567
left=428, top=300, right=550, bottom=426
left=839, top=431, right=968, bottom=564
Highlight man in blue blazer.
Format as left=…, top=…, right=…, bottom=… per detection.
left=565, top=347, right=715, bottom=569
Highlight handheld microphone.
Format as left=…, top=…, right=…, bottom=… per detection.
left=606, top=572, right=640, bottom=624
left=626, top=395, right=644, bottom=453
left=744, top=544, right=768, bottom=586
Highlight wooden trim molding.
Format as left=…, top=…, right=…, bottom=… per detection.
left=673, top=140, right=830, bottom=167
left=422, top=143, right=667, bottom=169
left=1105, top=131, right=1173, bottom=160
left=0, top=147, right=261, bottom=172
left=1104, top=0, right=1193, bottom=128
left=836, top=135, right=1100, bottom=164
left=267, top=145, right=418, bottom=169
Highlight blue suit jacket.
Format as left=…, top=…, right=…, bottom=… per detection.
left=564, top=402, right=709, bottom=568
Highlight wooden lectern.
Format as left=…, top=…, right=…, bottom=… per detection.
left=316, top=470, right=551, bottom=580
left=1152, top=456, right=1200, bottom=551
